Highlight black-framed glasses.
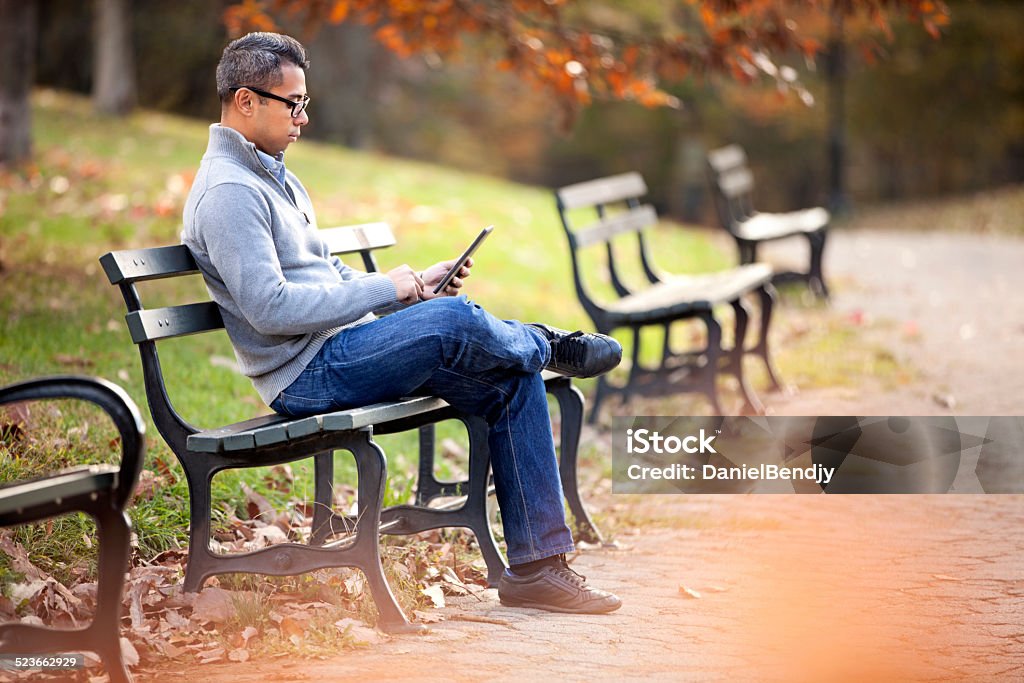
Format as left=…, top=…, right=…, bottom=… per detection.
left=230, top=85, right=310, bottom=118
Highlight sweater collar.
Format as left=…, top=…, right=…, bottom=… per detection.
left=205, top=124, right=281, bottom=180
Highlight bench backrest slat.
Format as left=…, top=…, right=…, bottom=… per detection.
left=706, top=144, right=747, bottom=174
left=573, top=205, right=658, bottom=248
left=125, top=302, right=224, bottom=343
left=556, top=172, right=648, bottom=211
left=706, top=144, right=756, bottom=226
left=555, top=172, right=664, bottom=313
left=319, top=222, right=396, bottom=255
left=103, top=222, right=398, bottom=346
left=100, top=245, right=198, bottom=285
left=102, top=222, right=399, bottom=447
left=715, top=166, right=754, bottom=199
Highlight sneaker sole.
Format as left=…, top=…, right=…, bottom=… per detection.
left=499, top=596, right=622, bottom=614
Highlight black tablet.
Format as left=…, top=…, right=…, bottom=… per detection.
left=433, top=225, right=493, bottom=294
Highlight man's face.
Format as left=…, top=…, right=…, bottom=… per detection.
left=249, top=63, right=309, bottom=157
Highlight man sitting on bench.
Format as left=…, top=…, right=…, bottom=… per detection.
left=181, top=32, right=622, bottom=614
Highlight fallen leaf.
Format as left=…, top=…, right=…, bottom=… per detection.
left=120, top=637, right=140, bottom=667
left=242, top=483, right=276, bottom=524
left=412, top=610, right=445, bottom=624
left=228, top=648, right=250, bottom=662
left=334, top=618, right=383, bottom=644
left=279, top=615, right=306, bottom=639
left=191, top=587, right=234, bottom=625
left=196, top=647, right=226, bottom=664
left=678, top=585, right=702, bottom=599
left=53, top=354, right=94, bottom=368
left=421, top=584, right=446, bottom=608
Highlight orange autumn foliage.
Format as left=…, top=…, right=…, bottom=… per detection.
left=223, top=0, right=949, bottom=124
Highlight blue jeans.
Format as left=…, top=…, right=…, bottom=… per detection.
left=269, top=296, right=575, bottom=564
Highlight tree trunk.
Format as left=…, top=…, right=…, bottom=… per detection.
left=0, top=0, right=38, bottom=167
left=308, top=22, right=378, bottom=149
left=825, top=6, right=849, bottom=214
left=93, top=0, right=135, bottom=115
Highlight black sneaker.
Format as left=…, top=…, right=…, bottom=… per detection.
left=528, top=324, right=622, bottom=379
left=497, top=558, right=622, bottom=614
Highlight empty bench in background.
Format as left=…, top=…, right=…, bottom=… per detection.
left=555, top=173, right=782, bottom=421
left=0, top=376, right=146, bottom=683
left=99, top=222, right=603, bottom=632
left=706, top=144, right=831, bottom=298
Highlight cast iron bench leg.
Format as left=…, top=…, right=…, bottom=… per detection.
left=459, top=417, right=505, bottom=586
left=547, top=377, right=603, bottom=545
left=700, top=312, right=724, bottom=415
left=311, top=451, right=351, bottom=545
left=587, top=374, right=610, bottom=425
left=181, top=458, right=219, bottom=593
left=347, top=433, right=416, bottom=633
left=729, top=298, right=764, bottom=415
left=808, top=231, right=829, bottom=299
left=623, top=326, right=643, bottom=406
left=379, top=416, right=506, bottom=586
left=93, top=504, right=133, bottom=683
left=755, top=285, right=784, bottom=391
left=737, top=238, right=758, bottom=265
left=0, top=500, right=133, bottom=683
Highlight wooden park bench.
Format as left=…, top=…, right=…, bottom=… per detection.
left=706, top=144, right=831, bottom=297
left=0, top=376, right=146, bottom=683
left=555, top=172, right=782, bottom=421
left=99, top=222, right=602, bottom=633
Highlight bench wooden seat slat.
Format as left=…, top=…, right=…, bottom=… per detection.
left=604, top=263, right=773, bottom=320
left=737, top=208, right=829, bottom=241
left=187, top=397, right=452, bottom=453
left=321, top=396, right=450, bottom=431
left=188, top=413, right=297, bottom=453
left=0, top=466, right=118, bottom=517
left=715, top=167, right=755, bottom=198
left=706, top=143, right=747, bottom=172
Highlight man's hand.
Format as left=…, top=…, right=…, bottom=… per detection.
left=386, top=265, right=425, bottom=304
left=420, top=257, right=473, bottom=300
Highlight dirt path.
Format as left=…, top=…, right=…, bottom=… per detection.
left=761, top=228, right=1024, bottom=415
left=144, top=495, right=1023, bottom=682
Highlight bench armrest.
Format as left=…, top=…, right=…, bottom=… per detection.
left=0, top=376, right=147, bottom=510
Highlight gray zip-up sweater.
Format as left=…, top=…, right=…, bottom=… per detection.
left=182, top=124, right=399, bottom=405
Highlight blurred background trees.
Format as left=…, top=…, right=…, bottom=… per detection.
left=11, top=0, right=1023, bottom=221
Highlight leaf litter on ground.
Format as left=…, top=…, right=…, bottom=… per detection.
left=0, top=488, right=492, bottom=677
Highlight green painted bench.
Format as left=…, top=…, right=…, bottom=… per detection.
left=0, top=376, right=146, bottom=683
left=707, top=144, right=831, bottom=298
left=555, top=173, right=783, bottom=420
left=100, top=222, right=601, bottom=632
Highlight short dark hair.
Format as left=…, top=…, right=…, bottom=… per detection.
left=216, top=32, right=310, bottom=103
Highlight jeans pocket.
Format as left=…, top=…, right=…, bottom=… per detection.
left=274, top=391, right=335, bottom=418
